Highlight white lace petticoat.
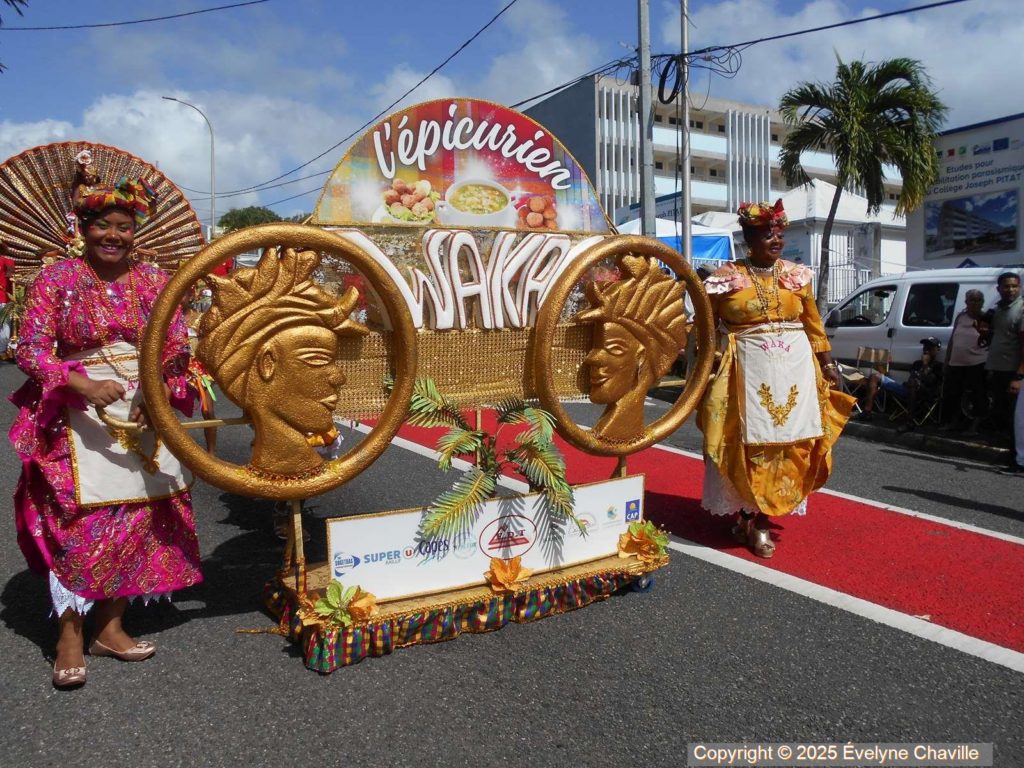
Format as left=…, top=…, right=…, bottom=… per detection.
left=49, top=571, right=172, bottom=617
left=701, top=461, right=807, bottom=517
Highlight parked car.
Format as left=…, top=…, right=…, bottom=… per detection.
left=823, top=266, right=1023, bottom=379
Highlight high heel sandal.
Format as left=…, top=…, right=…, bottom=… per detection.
left=750, top=527, right=776, bottom=559
left=731, top=512, right=753, bottom=545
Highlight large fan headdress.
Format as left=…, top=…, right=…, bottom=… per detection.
left=0, top=141, right=205, bottom=279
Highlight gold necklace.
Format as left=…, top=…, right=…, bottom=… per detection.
left=80, top=258, right=145, bottom=383
left=745, top=259, right=782, bottom=330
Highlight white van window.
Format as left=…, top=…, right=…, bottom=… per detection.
left=902, top=283, right=958, bottom=327
left=831, top=285, right=897, bottom=327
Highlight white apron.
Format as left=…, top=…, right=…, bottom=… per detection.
left=734, top=323, right=822, bottom=446
left=66, top=342, right=192, bottom=508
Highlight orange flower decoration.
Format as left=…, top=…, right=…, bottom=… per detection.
left=617, top=521, right=669, bottom=565
left=485, top=556, right=533, bottom=594
left=347, top=587, right=379, bottom=622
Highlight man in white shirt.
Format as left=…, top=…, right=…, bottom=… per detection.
left=941, top=289, right=988, bottom=431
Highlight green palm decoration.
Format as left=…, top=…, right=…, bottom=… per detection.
left=390, top=377, right=581, bottom=542
left=778, top=56, right=946, bottom=312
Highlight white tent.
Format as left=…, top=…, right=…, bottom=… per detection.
left=616, top=218, right=736, bottom=262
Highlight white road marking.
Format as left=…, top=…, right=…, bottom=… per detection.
left=669, top=535, right=1024, bottom=675
left=650, top=442, right=1024, bottom=546
left=349, top=420, right=1024, bottom=672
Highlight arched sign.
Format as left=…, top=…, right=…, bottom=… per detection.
left=312, top=98, right=610, bottom=234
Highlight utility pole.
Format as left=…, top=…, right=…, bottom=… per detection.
left=680, top=0, right=692, bottom=262
left=637, top=0, right=656, bottom=237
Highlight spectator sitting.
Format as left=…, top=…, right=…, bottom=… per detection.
left=853, top=337, right=944, bottom=429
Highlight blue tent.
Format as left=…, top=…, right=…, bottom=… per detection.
left=616, top=218, right=735, bottom=262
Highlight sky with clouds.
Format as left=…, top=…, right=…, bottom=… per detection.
left=0, top=0, right=1020, bottom=229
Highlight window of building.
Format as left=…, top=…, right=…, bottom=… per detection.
left=690, top=166, right=696, bottom=174
left=668, top=116, right=679, bottom=125
left=771, top=133, right=780, bottom=142
left=709, top=168, right=718, bottom=177
left=689, top=120, right=704, bottom=129
left=655, top=114, right=663, bottom=123
left=655, top=161, right=664, bottom=170
left=717, top=124, right=726, bottom=133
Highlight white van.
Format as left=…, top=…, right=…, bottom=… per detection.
left=823, top=267, right=1023, bottom=379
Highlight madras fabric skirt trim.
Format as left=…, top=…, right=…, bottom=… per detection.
left=264, top=560, right=665, bottom=674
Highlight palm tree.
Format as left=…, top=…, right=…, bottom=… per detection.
left=0, top=0, right=28, bottom=73
left=778, top=56, right=947, bottom=312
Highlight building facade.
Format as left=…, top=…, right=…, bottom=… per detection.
left=526, top=75, right=906, bottom=302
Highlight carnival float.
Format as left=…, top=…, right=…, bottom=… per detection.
left=0, top=99, right=715, bottom=673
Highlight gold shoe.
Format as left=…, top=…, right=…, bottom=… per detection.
left=731, top=515, right=752, bottom=545
left=52, top=661, right=87, bottom=688
left=750, top=527, right=776, bottom=559
left=89, top=638, right=156, bottom=662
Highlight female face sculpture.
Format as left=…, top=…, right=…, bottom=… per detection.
left=575, top=255, right=688, bottom=443
left=197, top=246, right=367, bottom=476
left=585, top=321, right=648, bottom=405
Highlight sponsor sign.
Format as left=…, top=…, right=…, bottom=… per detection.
left=325, top=475, right=644, bottom=602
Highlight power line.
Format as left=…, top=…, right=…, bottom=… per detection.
left=217, top=0, right=521, bottom=197
left=0, top=0, right=270, bottom=31
left=679, top=0, right=974, bottom=59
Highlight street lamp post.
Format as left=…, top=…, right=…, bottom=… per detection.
left=162, top=96, right=216, bottom=239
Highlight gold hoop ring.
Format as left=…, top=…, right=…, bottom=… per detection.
left=531, top=235, right=714, bottom=456
left=140, top=223, right=417, bottom=500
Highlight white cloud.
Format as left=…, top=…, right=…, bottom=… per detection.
left=475, top=0, right=603, bottom=106
left=659, top=0, right=1024, bottom=127
left=0, top=119, right=76, bottom=161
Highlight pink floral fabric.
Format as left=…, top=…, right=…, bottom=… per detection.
left=703, top=259, right=812, bottom=295
left=9, top=258, right=202, bottom=602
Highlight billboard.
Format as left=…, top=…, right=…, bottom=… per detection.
left=907, top=113, right=1024, bottom=269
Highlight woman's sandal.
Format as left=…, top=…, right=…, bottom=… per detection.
left=88, top=638, right=157, bottom=662
left=749, top=527, right=776, bottom=559
left=730, top=513, right=753, bottom=545
left=52, top=661, right=87, bottom=689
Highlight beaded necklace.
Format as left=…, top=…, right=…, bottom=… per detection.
left=744, top=258, right=782, bottom=332
left=80, top=257, right=146, bottom=384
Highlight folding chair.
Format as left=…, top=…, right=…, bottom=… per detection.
left=838, top=346, right=891, bottom=414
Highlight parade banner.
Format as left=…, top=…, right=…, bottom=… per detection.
left=312, top=98, right=610, bottom=233
left=325, top=475, right=644, bottom=602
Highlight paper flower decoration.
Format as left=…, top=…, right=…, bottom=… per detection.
left=485, top=556, right=533, bottom=594
left=617, top=520, right=669, bottom=565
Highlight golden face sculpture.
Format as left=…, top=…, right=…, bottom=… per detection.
left=196, top=246, right=367, bottom=477
left=574, top=255, right=688, bottom=443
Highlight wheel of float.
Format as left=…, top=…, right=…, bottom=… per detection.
left=140, top=223, right=417, bottom=500
left=531, top=235, right=715, bottom=457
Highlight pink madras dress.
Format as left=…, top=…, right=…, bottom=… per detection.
left=9, top=258, right=203, bottom=615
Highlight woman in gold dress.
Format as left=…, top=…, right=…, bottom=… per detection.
left=699, top=200, right=854, bottom=557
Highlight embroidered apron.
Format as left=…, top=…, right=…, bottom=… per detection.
left=66, top=342, right=192, bottom=507
left=733, top=323, right=822, bottom=446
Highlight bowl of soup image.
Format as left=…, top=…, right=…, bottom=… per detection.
left=436, top=178, right=514, bottom=227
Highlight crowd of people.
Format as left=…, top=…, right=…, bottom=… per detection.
left=846, top=271, right=1022, bottom=473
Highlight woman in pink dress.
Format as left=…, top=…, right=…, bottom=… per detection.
left=9, top=151, right=202, bottom=688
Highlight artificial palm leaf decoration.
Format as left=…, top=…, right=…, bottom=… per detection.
left=390, top=376, right=581, bottom=542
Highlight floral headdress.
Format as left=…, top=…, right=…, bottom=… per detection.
left=736, top=199, right=788, bottom=229
left=71, top=150, right=157, bottom=228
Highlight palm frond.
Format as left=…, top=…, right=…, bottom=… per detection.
left=436, top=428, right=484, bottom=471
left=407, top=376, right=471, bottom=430
left=420, top=467, right=497, bottom=540
left=500, top=401, right=556, bottom=443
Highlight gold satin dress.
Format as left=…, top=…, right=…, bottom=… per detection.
left=698, top=261, right=855, bottom=517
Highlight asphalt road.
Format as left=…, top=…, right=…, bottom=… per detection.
left=0, top=360, right=1021, bottom=768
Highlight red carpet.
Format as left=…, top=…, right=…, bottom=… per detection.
left=385, top=417, right=1024, bottom=654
